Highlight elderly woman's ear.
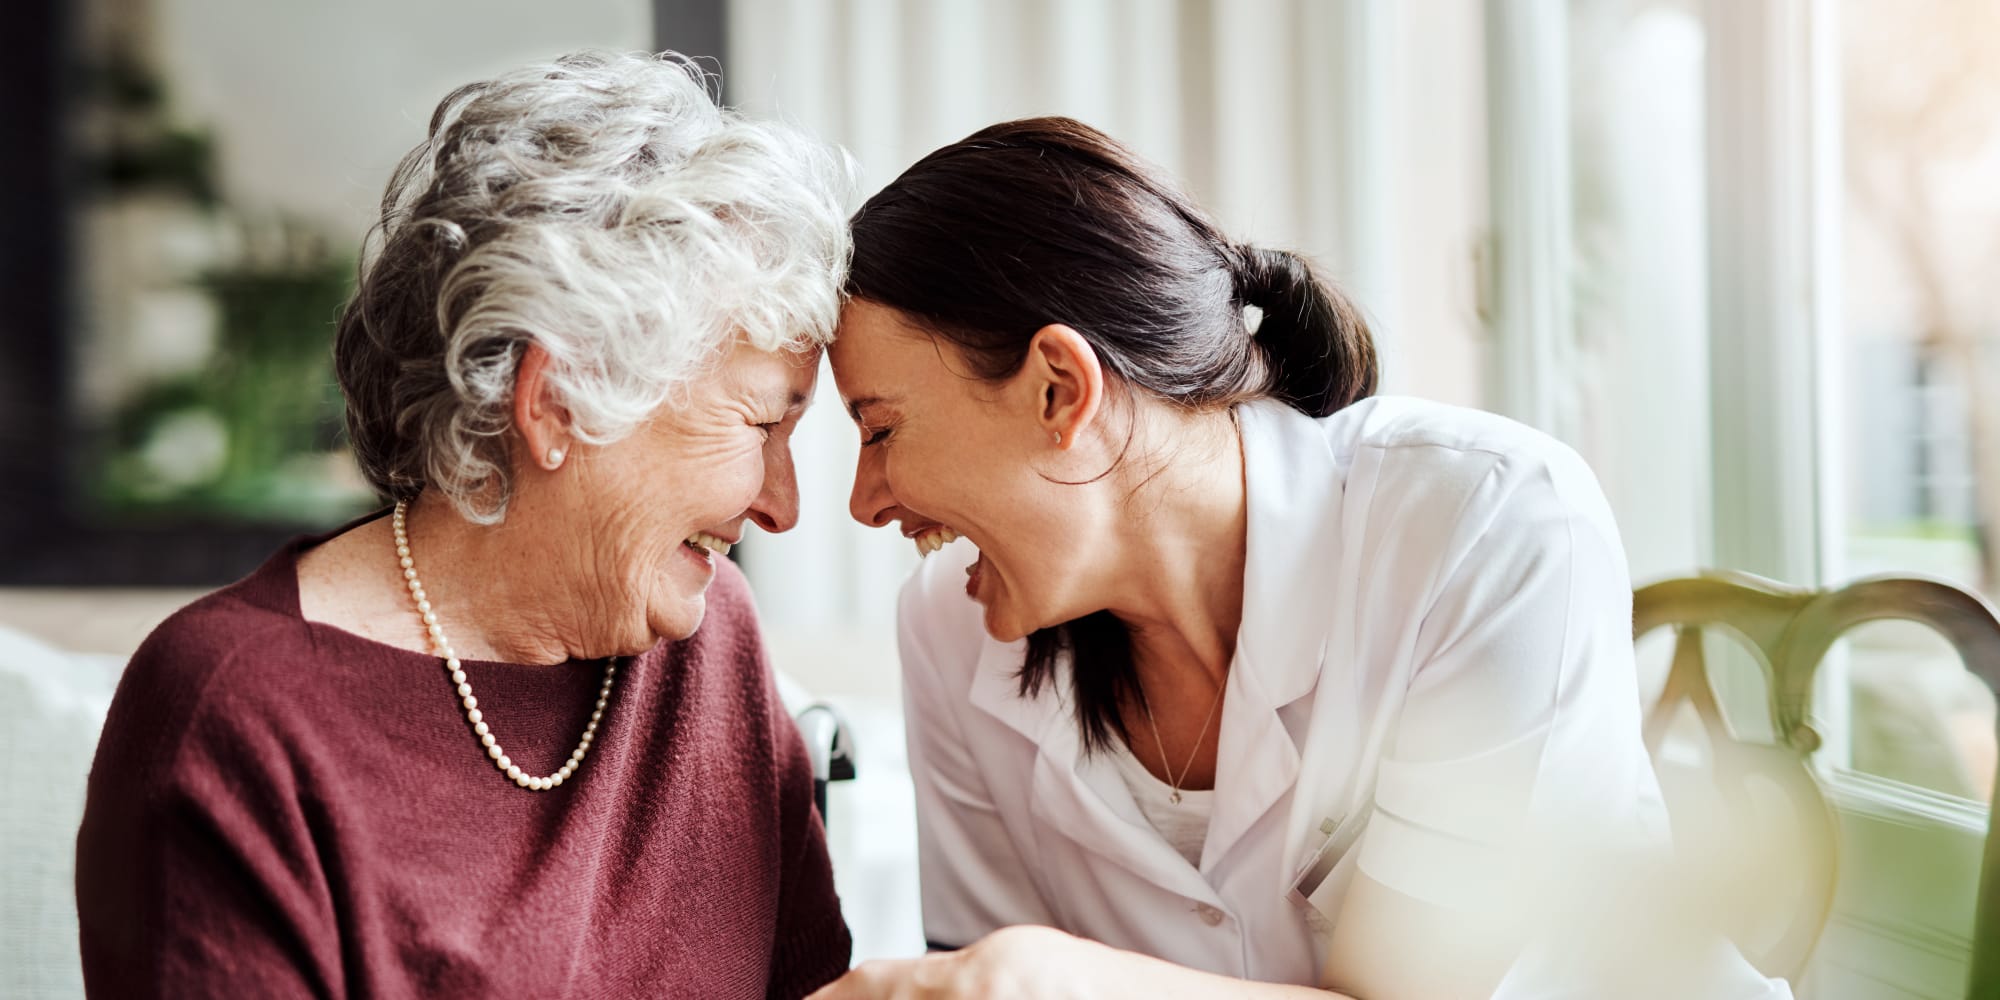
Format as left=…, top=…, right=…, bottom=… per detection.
left=512, top=342, right=573, bottom=472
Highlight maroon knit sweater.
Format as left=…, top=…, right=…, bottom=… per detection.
left=75, top=519, right=850, bottom=998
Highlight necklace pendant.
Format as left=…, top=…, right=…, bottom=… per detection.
left=1169, top=790, right=1182, bottom=805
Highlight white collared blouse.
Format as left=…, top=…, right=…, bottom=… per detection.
left=896, top=395, right=1674, bottom=985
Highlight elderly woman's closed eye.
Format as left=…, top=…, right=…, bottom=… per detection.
left=75, top=51, right=855, bottom=1000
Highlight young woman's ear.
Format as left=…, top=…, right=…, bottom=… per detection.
left=1023, top=324, right=1104, bottom=449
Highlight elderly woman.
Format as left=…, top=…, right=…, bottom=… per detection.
left=75, top=52, right=853, bottom=998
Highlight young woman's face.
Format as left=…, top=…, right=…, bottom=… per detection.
left=829, top=299, right=1109, bottom=642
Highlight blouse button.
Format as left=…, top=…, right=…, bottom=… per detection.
left=1194, top=903, right=1226, bottom=927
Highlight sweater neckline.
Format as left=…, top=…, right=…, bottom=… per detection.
left=269, top=506, right=641, bottom=676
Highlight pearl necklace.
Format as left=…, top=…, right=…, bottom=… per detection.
left=393, top=499, right=616, bottom=791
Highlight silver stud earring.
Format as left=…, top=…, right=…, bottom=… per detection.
left=1052, top=431, right=1062, bottom=445
left=547, top=446, right=566, bottom=468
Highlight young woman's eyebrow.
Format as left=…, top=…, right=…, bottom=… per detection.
left=845, top=395, right=893, bottom=424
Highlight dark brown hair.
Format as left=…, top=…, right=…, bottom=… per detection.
left=847, top=117, right=1378, bottom=752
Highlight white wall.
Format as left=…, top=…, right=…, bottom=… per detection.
left=150, top=0, right=653, bottom=238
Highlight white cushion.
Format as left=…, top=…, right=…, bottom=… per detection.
left=0, top=625, right=125, bottom=999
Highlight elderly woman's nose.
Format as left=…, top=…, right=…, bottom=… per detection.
left=747, top=444, right=802, bottom=534
left=848, top=449, right=895, bottom=528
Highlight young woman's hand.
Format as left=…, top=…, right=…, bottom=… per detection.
left=805, top=924, right=1354, bottom=1000
left=805, top=925, right=1096, bottom=1000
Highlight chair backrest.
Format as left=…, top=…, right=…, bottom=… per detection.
left=1633, top=571, right=2000, bottom=994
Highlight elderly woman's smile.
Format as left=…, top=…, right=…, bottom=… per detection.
left=358, top=331, right=826, bottom=664
left=583, top=336, right=820, bottom=645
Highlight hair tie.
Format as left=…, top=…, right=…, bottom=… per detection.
left=1232, top=244, right=1286, bottom=308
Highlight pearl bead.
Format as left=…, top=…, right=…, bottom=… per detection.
left=487, top=744, right=503, bottom=760
left=591, top=710, right=602, bottom=723
left=423, top=611, right=437, bottom=626
left=428, top=624, right=444, bottom=639
left=452, top=670, right=467, bottom=685
left=400, top=556, right=414, bottom=569
left=506, top=764, right=522, bottom=779
left=474, top=720, right=488, bottom=736
left=418, top=599, right=431, bottom=613
left=462, top=695, right=477, bottom=711
left=596, top=697, right=608, bottom=711
left=467, top=708, right=482, bottom=725
left=552, top=772, right=566, bottom=786
left=497, top=754, right=512, bottom=770
left=456, top=682, right=472, bottom=698
left=404, top=568, right=417, bottom=581
left=481, top=732, right=495, bottom=748
left=514, top=773, right=531, bottom=788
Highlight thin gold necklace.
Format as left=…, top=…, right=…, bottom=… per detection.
left=1134, top=679, right=1224, bottom=805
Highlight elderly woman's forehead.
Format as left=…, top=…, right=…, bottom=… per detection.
left=721, top=343, right=818, bottom=400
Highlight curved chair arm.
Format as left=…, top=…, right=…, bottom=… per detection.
left=794, top=702, right=858, bottom=820
left=1634, top=569, right=2000, bottom=995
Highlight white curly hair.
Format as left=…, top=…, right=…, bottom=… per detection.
left=335, top=50, right=853, bottom=523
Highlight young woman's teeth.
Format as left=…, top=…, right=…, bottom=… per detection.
left=685, top=532, right=731, bottom=557
left=916, top=526, right=960, bottom=557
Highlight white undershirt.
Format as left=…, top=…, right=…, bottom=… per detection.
left=1110, top=743, right=1215, bottom=868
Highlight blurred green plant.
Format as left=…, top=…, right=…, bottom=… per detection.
left=81, top=50, right=219, bottom=206
left=80, top=45, right=372, bottom=525
left=98, top=245, right=371, bottom=523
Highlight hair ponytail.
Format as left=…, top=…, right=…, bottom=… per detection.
left=1232, top=245, right=1378, bottom=418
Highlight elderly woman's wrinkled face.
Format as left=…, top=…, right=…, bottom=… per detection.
left=570, top=337, right=817, bottom=646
